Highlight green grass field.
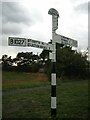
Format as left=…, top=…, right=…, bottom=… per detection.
left=2, top=71, right=88, bottom=119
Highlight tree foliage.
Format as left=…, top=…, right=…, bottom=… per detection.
left=1, top=45, right=90, bottom=79
left=44, top=44, right=89, bottom=79
left=56, top=45, right=89, bottom=79
left=2, top=55, right=13, bottom=71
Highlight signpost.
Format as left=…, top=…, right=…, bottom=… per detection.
left=8, top=8, right=78, bottom=117
left=54, top=33, right=77, bottom=47
left=48, top=8, right=59, bottom=116
left=8, top=37, right=26, bottom=46
left=8, top=37, right=53, bottom=51
left=27, top=39, right=53, bottom=50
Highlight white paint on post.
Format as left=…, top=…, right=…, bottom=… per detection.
left=51, top=97, right=56, bottom=109
left=50, top=53, right=56, bottom=62
left=51, top=74, right=56, bottom=85
left=52, top=16, right=58, bottom=31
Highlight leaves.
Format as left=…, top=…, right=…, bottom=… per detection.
left=1, top=46, right=90, bottom=79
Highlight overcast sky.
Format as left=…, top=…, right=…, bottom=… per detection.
left=0, top=0, right=89, bottom=58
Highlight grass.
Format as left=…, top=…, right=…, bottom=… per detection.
left=2, top=71, right=88, bottom=119
left=2, top=71, right=49, bottom=91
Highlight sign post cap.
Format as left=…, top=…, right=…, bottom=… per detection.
left=48, top=8, right=59, bottom=17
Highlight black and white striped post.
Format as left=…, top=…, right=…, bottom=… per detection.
left=48, top=8, right=59, bottom=116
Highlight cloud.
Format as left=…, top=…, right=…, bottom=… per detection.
left=2, top=22, right=23, bottom=35
left=2, top=2, right=32, bottom=25
left=74, top=2, right=88, bottom=13
left=0, top=0, right=88, bottom=59
left=2, top=2, right=32, bottom=36
left=2, top=2, right=44, bottom=36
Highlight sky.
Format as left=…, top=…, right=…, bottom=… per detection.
left=0, top=0, right=89, bottom=58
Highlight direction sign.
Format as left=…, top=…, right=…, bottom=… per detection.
left=27, top=39, right=49, bottom=50
left=8, top=37, right=26, bottom=46
left=54, top=33, right=78, bottom=47
left=8, top=37, right=53, bottom=51
left=28, top=39, right=53, bottom=51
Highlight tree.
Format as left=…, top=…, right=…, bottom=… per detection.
left=40, top=50, right=49, bottom=63
left=2, top=55, right=13, bottom=71
left=43, top=44, right=89, bottom=79
left=16, top=52, right=40, bottom=72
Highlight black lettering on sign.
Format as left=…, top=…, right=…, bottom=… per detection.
left=14, top=39, right=24, bottom=45
left=10, top=39, right=14, bottom=44
left=28, top=39, right=32, bottom=42
left=21, top=40, right=24, bottom=44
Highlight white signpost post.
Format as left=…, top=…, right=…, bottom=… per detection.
left=48, top=8, right=77, bottom=117
left=8, top=8, right=78, bottom=117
